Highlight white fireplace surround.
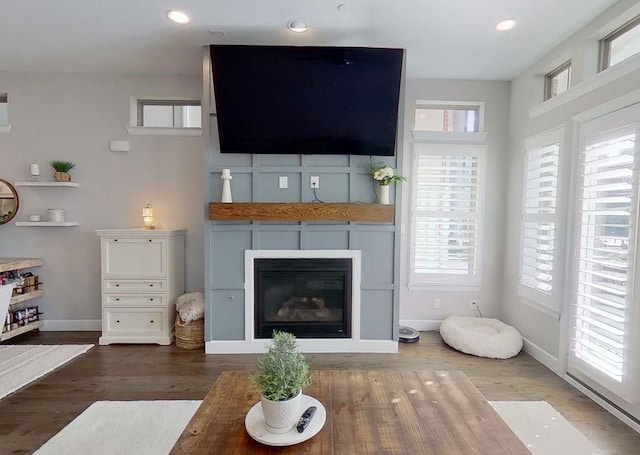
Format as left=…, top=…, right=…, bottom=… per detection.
left=205, top=250, right=398, bottom=354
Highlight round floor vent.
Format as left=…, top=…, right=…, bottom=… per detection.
left=398, top=326, right=419, bottom=343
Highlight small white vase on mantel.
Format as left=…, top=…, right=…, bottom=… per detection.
left=377, top=184, right=390, bottom=204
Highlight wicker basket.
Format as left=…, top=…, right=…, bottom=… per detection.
left=175, top=312, right=204, bottom=350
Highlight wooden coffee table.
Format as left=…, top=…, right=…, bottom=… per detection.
left=170, top=370, right=529, bottom=454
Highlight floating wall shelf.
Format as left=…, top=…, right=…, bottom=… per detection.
left=15, top=221, right=79, bottom=227
left=14, top=182, right=79, bottom=187
left=209, top=202, right=394, bottom=223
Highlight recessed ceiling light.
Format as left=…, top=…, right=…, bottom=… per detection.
left=495, top=19, right=517, bottom=32
left=287, top=20, right=308, bottom=33
left=166, top=10, right=190, bottom=25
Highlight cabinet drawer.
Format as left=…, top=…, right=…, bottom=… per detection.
left=104, top=308, right=166, bottom=334
left=104, top=294, right=166, bottom=307
left=103, top=280, right=167, bottom=293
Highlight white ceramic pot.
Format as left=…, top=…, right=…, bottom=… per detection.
left=260, top=389, right=302, bottom=434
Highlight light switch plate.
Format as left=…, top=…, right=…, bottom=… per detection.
left=279, top=176, right=288, bottom=189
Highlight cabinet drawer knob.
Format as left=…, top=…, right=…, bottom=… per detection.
left=115, top=284, right=120, bottom=287
left=148, top=239, right=152, bottom=242
left=149, top=298, right=154, bottom=302
left=150, top=320, right=154, bottom=323
left=116, top=298, right=120, bottom=301
left=116, top=320, right=120, bottom=323
left=114, top=239, right=118, bottom=242
left=149, top=284, right=154, bottom=287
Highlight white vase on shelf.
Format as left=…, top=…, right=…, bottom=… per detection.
left=377, top=185, right=390, bottom=204
left=221, top=169, right=233, bottom=203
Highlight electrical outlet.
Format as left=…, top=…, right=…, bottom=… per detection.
left=471, top=300, right=477, bottom=310
left=310, top=176, right=320, bottom=188
left=279, top=176, right=288, bottom=189
left=434, top=298, right=441, bottom=309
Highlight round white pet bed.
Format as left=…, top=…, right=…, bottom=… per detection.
left=440, top=316, right=523, bottom=359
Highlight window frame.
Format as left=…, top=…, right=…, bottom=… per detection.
left=0, top=92, right=9, bottom=133
left=408, top=142, right=487, bottom=290
left=599, top=14, right=640, bottom=71
left=136, top=99, right=201, bottom=128
left=414, top=100, right=485, bottom=133
left=544, top=61, right=572, bottom=101
left=518, top=127, right=564, bottom=316
left=126, top=96, right=203, bottom=137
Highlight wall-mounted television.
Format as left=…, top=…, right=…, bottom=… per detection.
left=210, top=45, right=404, bottom=156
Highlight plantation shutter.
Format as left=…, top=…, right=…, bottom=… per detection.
left=569, top=103, right=640, bottom=404
left=410, top=143, right=485, bottom=287
left=519, top=129, right=561, bottom=313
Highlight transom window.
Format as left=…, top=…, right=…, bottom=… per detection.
left=600, top=15, right=640, bottom=70
left=414, top=102, right=481, bottom=133
left=0, top=93, right=7, bottom=125
left=544, top=61, right=571, bottom=100
left=137, top=100, right=201, bottom=128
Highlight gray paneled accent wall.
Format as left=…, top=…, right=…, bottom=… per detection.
left=203, top=48, right=401, bottom=346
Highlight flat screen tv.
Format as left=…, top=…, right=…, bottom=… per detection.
left=210, top=45, right=404, bottom=156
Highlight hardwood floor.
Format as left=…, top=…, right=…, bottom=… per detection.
left=1, top=331, right=639, bottom=454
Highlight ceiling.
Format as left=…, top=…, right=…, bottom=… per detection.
left=0, top=0, right=619, bottom=80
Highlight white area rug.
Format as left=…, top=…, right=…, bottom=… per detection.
left=491, top=400, right=603, bottom=455
left=34, top=401, right=202, bottom=455
left=34, top=399, right=603, bottom=455
left=0, top=344, right=93, bottom=400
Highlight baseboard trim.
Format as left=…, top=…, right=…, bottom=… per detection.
left=521, top=336, right=562, bottom=375
left=205, top=339, right=398, bottom=354
left=564, top=375, right=640, bottom=434
left=399, top=319, right=442, bottom=331
left=41, top=320, right=101, bottom=331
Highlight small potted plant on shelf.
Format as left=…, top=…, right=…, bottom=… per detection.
left=50, top=161, right=76, bottom=182
left=250, top=330, right=311, bottom=433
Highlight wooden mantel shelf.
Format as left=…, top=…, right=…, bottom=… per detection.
left=209, top=202, right=393, bottom=223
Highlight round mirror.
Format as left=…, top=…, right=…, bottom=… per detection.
left=0, top=179, right=19, bottom=225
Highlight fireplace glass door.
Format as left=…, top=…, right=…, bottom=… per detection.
left=254, top=258, right=352, bottom=338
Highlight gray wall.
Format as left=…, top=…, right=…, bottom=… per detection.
left=0, top=72, right=204, bottom=327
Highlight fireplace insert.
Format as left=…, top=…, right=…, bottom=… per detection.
left=254, top=258, right=352, bottom=338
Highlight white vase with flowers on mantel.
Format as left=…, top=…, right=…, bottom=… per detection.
left=370, top=162, right=405, bottom=204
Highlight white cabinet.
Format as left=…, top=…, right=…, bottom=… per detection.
left=96, top=229, right=185, bottom=345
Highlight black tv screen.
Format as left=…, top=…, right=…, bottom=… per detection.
left=210, top=45, right=404, bottom=156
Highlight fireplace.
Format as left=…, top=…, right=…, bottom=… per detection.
left=254, top=258, right=352, bottom=338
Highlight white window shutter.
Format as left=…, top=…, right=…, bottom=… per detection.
left=410, top=143, right=485, bottom=287
left=519, top=128, right=562, bottom=313
left=569, top=103, right=640, bottom=404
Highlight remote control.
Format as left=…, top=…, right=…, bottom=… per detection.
left=296, top=406, right=317, bottom=433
